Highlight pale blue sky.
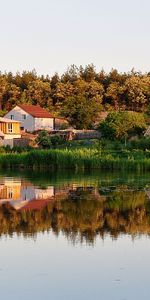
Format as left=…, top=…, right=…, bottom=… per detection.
left=0, top=0, right=149, bottom=75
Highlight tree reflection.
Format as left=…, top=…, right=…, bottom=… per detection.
left=0, top=184, right=150, bottom=244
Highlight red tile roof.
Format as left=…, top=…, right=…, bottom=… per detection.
left=18, top=104, right=54, bottom=118
left=19, top=199, right=50, bottom=211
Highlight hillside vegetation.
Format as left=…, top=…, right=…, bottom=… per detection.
left=0, top=65, right=150, bottom=129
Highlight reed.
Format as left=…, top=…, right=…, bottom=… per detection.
left=0, top=148, right=150, bottom=171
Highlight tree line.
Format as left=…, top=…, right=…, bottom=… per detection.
left=0, top=65, right=150, bottom=128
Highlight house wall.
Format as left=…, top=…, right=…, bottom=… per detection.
left=2, top=135, right=21, bottom=148
left=0, top=120, right=21, bottom=147
left=0, top=122, right=7, bottom=133
left=4, top=134, right=21, bottom=140
left=5, top=106, right=54, bottom=131
left=0, top=122, right=20, bottom=135
left=34, top=118, right=54, bottom=131
left=54, top=118, right=69, bottom=130
left=34, top=186, right=54, bottom=199
left=5, top=106, right=35, bottom=132
left=0, top=185, right=21, bottom=200
left=13, top=138, right=30, bottom=147
left=21, top=186, right=35, bottom=201
left=3, top=139, right=14, bottom=147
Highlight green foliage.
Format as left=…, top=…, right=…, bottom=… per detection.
left=36, top=130, right=52, bottom=148
left=62, top=94, right=102, bottom=129
left=0, top=177, right=150, bottom=242
left=0, top=145, right=33, bottom=153
left=0, top=147, right=150, bottom=171
left=50, top=134, right=64, bottom=147
left=0, top=67, right=149, bottom=129
left=0, top=109, right=7, bottom=117
left=100, top=111, right=147, bottom=140
left=36, top=130, right=64, bottom=149
left=127, top=137, right=150, bottom=150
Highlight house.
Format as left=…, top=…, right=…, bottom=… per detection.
left=5, top=104, right=55, bottom=132
left=0, top=117, right=21, bottom=146
left=0, top=177, right=54, bottom=210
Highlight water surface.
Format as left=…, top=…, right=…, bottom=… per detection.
left=0, top=170, right=150, bottom=300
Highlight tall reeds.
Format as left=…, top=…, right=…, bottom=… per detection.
left=0, top=148, right=150, bottom=171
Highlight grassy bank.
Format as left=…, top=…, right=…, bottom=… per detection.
left=1, top=148, right=150, bottom=171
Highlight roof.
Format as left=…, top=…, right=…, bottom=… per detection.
left=18, top=199, right=50, bottom=211
left=18, top=104, right=54, bottom=118
left=0, top=117, right=20, bottom=123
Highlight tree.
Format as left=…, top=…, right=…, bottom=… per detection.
left=26, top=80, right=52, bottom=108
left=105, top=82, right=125, bottom=111
left=100, top=111, right=147, bottom=141
left=61, top=65, right=79, bottom=83
left=79, top=64, right=96, bottom=82
left=0, top=67, right=149, bottom=120
left=62, top=94, right=102, bottom=129
left=0, top=77, right=9, bottom=110
left=124, top=76, right=149, bottom=112
left=51, top=81, right=74, bottom=108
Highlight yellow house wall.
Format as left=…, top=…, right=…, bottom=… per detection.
left=12, top=123, right=20, bottom=134
left=0, top=185, right=21, bottom=200
left=0, top=123, right=6, bottom=133
left=0, top=122, right=20, bottom=134
left=0, top=186, right=7, bottom=199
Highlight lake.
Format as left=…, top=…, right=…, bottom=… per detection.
left=0, top=170, right=150, bottom=300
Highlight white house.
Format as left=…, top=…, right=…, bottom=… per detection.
left=5, top=104, right=54, bottom=132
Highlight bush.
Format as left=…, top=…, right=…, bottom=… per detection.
left=127, top=137, right=150, bottom=150
left=36, top=130, right=52, bottom=149
left=0, top=147, right=6, bottom=153
left=50, top=134, right=64, bottom=147
left=36, top=130, right=65, bottom=149
left=99, top=111, right=147, bottom=141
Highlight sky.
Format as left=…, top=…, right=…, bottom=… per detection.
left=0, top=0, right=149, bottom=76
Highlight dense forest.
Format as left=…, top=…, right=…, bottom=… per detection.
left=0, top=65, right=150, bottom=128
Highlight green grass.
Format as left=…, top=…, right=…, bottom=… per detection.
left=0, top=148, right=150, bottom=171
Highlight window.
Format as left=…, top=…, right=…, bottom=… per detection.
left=22, top=114, right=26, bottom=120
left=8, top=123, right=13, bottom=133
left=8, top=188, right=13, bottom=199
left=10, top=115, right=14, bottom=120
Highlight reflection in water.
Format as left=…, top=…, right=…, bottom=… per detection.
left=0, top=173, right=150, bottom=243
left=0, top=172, right=150, bottom=300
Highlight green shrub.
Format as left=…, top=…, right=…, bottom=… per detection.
left=50, top=134, right=64, bottom=147
left=36, top=131, right=65, bottom=149
left=36, top=130, right=52, bottom=149
left=99, top=111, right=147, bottom=141
left=127, top=137, right=150, bottom=150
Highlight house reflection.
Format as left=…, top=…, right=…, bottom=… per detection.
left=0, top=176, right=150, bottom=241
left=0, top=177, right=55, bottom=210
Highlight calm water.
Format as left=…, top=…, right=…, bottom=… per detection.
left=0, top=170, right=150, bottom=300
